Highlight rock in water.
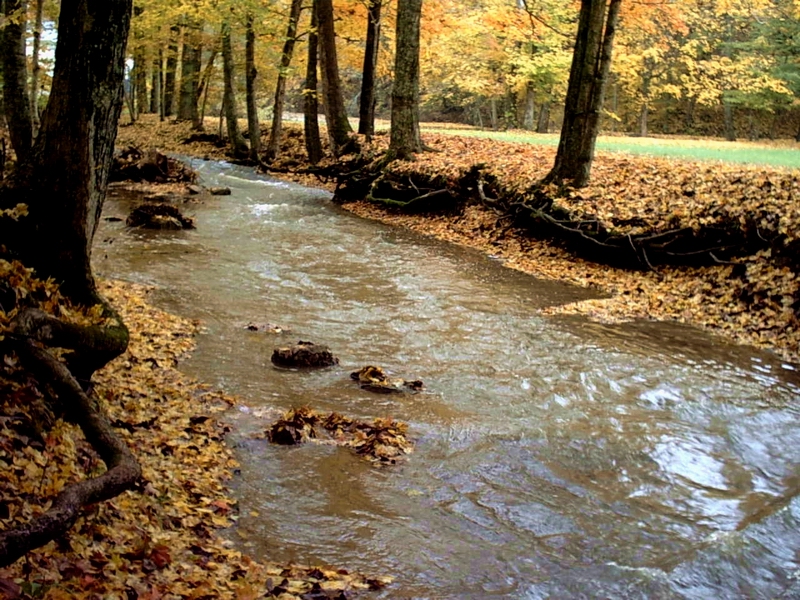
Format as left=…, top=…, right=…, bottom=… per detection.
left=208, top=187, right=232, bottom=196
left=350, top=365, right=424, bottom=393
left=126, top=203, right=195, bottom=230
left=271, top=341, right=339, bottom=368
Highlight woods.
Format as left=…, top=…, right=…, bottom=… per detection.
left=3, top=0, right=800, bottom=595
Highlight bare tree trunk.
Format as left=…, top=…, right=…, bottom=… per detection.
left=638, top=103, right=648, bottom=137
left=489, top=97, right=498, bottom=130
left=221, top=20, right=249, bottom=158
left=522, top=82, right=535, bottom=130
left=543, top=0, right=621, bottom=188
left=317, top=0, right=353, bottom=154
left=264, top=0, right=302, bottom=161
left=2, top=0, right=32, bottom=161
left=723, top=99, right=736, bottom=141
left=245, top=13, right=261, bottom=162
left=389, top=0, right=423, bottom=159
left=133, top=46, right=148, bottom=115
left=358, top=0, right=382, bottom=139
left=177, top=19, right=202, bottom=125
left=197, top=44, right=219, bottom=130
left=304, top=0, right=323, bottom=163
left=29, top=0, right=44, bottom=134
left=163, top=25, right=179, bottom=117
left=150, top=51, right=162, bottom=118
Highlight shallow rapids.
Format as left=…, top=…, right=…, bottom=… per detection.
left=95, top=159, right=800, bottom=599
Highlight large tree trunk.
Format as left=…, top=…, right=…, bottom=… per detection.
left=2, top=0, right=32, bottom=162
left=29, top=0, right=44, bottom=134
left=4, top=0, right=132, bottom=304
left=197, top=43, right=219, bottom=130
left=543, top=0, right=621, bottom=188
left=638, top=103, right=648, bottom=137
left=177, top=19, right=202, bottom=125
left=389, top=0, right=423, bottom=160
left=163, top=25, right=179, bottom=117
left=304, top=0, right=323, bottom=164
left=245, top=13, right=261, bottom=162
left=221, top=20, right=249, bottom=158
left=358, top=0, right=382, bottom=139
left=317, top=0, right=353, bottom=155
left=264, top=0, right=302, bottom=162
left=133, top=46, right=149, bottom=115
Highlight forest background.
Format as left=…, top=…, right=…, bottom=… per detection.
left=19, top=0, right=795, bottom=146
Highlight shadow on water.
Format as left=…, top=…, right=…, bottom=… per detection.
left=95, top=159, right=800, bottom=599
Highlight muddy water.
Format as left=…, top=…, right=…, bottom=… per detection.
left=95, top=159, right=800, bottom=599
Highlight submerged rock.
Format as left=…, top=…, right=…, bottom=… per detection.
left=271, top=341, right=338, bottom=368
left=126, top=203, right=195, bottom=230
left=350, top=365, right=424, bottom=393
left=208, top=187, right=232, bottom=196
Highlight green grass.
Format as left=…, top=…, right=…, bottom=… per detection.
left=419, top=126, right=800, bottom=169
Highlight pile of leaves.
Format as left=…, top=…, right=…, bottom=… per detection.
left=0, top=279, right=392, bottom=598
left=271, top=342, right=339, bottom=368
left=267, top=407, right=414, bottom=465
left=111, top=146, right=197, bottom=185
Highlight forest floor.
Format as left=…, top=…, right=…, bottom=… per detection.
left=116, top=115, right=800, bottom=365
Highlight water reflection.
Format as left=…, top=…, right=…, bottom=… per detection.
left=96, top=161, right=800, bottom=598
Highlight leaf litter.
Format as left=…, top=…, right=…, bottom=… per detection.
left=0, top=277, right=392, bottom=598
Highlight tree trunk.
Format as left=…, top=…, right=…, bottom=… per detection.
left=221, top=20, right=249, bottom=158
left=536, top=100, right=550, bottom=133
left=245, top=13, right=261, bottom=162
left=723, top=99, right=736, bottom=141
left=304, top=0, right=323, bottom=164
left=2, top=0, right=32, bottom=162
left=389, top=0, right=423, bottom=160
left=133, top=46, right=149, bottom=115
left=197, top=44, right=219, bottom=130
left=358, top=0, right=382, bottom=139
left=264, top=0, right=302, bottom=161
left=4, top=0, right=132, bottom=304
left=29, top=0, right=44, bottom=134
left=522, top=82, right=535, bottom=130
left=543, top=0, right=621, bottom=188
left=317, top=0, right=353, bottom=154
left=177, top=19, right=202, bottom=124
left=638, top=103, right=648, bottom=137
left=163, top=25, right=179, bottom=117
left=489, top=97, right=498, bottom=130
left=150, top=51, right=162, bottom=118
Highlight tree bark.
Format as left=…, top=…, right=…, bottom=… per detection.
left=4, top=0, right=133, bottom=304
left=150, top=51, right=163, bottom=118
left=389, top=0, right=423, bottom=160
left=197, top=43, right=219, bottom=129
left=543, top=0, right=621, bottom=188
left=638, top=103, right=648, bottom=137
left=163, top=25, right=179, bottom=117
left=2, top=0, right=32, bottom=161
left=522, top=82, right=535, bottom=130
left=536, top=101, right=550, bottom=133
left=245, top=13, right=261, bottom=162
left=723, top=99, right=736, bottom=141
left=133, top=46, right=149, bottom=115
left=317, top=0, right=353, bottom=154
left=264, top=0, right=302, bottom=162
left=304, top=0, right=323, bottom=164
left=358, top=0, right=382, bottom=139
left=29, top=0, right=44, bottom=134
left=221, top=20, right=249, bottom=158
left=177, top=19, right=202, bottom=125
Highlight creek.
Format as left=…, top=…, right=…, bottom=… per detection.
left=95, top=159, right=800, bottom=599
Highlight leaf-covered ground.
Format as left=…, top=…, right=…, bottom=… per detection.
left=117, top=115, right=800, bottom=363
left=0, top=278, right=390, bottom=599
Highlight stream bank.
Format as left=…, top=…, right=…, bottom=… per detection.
left=116, top=116, right=800, bottom=364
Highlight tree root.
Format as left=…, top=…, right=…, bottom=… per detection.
left=0, top=308, right=139, bottom=567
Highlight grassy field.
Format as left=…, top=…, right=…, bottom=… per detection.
left=419, top=125, right=800, bottom=169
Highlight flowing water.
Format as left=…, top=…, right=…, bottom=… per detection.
left=95, top=159, right=800, bottom=599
